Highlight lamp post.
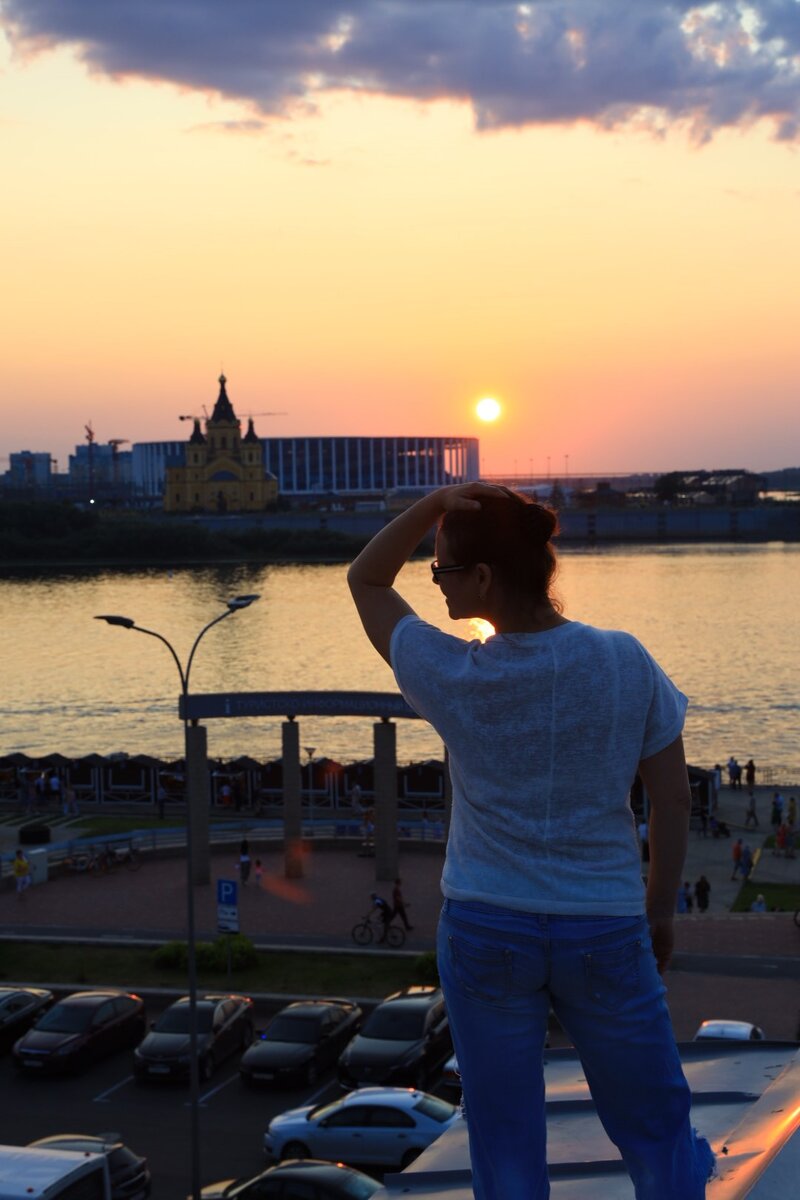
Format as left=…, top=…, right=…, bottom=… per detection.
left=95, top=594, right=259, bottom=1200
left=304, top=746, right=316, bottom=836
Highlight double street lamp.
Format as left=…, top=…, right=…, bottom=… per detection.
left=95, top=594, right=260, bottom=1200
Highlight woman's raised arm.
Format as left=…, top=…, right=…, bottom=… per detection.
left=347, top=484, right=490, bottom=663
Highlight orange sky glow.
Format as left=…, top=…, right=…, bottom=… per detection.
left=1, top=5, right=799, bottom=475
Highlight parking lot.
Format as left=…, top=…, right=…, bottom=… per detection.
left=1, top=994, right=405, bottom=1196
left=1, top=803, right=798, bottom=1194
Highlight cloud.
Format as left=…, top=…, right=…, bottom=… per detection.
left=187, top=118, right=267, bottom=135
left=3, top=1, right=800, bottom=140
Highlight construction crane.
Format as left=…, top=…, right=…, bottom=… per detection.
left=178, top=405, right=210, bottom=422
left=85, top=422, right=95, bottom=501
left=241, top=411, right=288, bottom=419
left=109, top=439, right=129, bottom=487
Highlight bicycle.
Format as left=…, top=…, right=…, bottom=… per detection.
left=351, top=912, right=406, bottom=949
left=108, top=843, right=143, bottom=871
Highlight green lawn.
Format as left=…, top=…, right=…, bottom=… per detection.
left=0, top=941, right=435, bottom=998
left=731, top=880, right=800, bottom=913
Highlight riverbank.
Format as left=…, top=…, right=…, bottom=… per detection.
left=1, top=500, right=799, bottom=570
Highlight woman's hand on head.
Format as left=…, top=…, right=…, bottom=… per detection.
left=437, top=483, right=510, bottom=512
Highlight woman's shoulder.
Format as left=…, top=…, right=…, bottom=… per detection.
left=393, top=613, right=473, bottom=651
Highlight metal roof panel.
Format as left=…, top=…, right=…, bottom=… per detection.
left=374, top=1044, right=800, bottom=1199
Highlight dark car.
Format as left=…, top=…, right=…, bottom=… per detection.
left=197, top=1158, right=380, bottom=1199
left=12, top=990, right=145, bottom=1074
left=134, top=993, right=254, bottom=1082
left=29, top=1135, right=151, bottom=1200
left=240, top=999, right=363, bottom=1088
left=0, top=987, right=54, bottom=1053
left=337, top=986, right=451, bottom=1091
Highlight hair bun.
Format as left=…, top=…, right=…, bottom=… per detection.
left=523, top=503, right=557, bottom=545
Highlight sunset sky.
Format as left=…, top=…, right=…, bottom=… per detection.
left=2, top=2, right=799, bottom=476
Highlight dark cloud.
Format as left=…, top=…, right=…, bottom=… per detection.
left=3, top=1, right=800, bottom=139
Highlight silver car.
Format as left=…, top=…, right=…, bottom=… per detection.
left=264, top=1087, right=458, bottom=1171
left=693, top=1019, right=765, bottom=1042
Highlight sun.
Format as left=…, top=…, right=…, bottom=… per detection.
left=475, top=396, right=501, bottom=422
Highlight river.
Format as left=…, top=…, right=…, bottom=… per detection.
left=1, top=543, right=798, bottom=776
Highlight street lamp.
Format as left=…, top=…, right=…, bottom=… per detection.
left=304, top=746, right=316, bottom=837
left=95, top=594, right=259, bottom=1200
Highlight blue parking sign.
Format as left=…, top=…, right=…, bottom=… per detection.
left=217, top=878, right=239, bottom=933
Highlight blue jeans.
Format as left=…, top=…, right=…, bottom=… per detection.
left=437, top=899, right=715, bottom=1199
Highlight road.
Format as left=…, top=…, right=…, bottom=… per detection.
left=0, top=997, right=381, bottom=1198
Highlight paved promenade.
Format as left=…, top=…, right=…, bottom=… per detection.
left=1, top=786, right=797, bottom=1040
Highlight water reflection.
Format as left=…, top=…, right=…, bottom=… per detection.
left=1, top=544, right=798, bottom=771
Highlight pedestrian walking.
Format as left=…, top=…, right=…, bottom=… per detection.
left=348, top=481, right=715, bottom=1199
left=13, top=848, right=31, bottom=899
left=239, top=837, right=251, bottom=884
left=744, top=792, right=758, bottom=828
left=730, top=838, right=743, bottom=880
left=694, top=875, right=711, bottom=913
left=740, top=843, right=753, bottom=880
left=392, top=877, right=413, bottom=931
left=771, top=792, right=784, bottom=829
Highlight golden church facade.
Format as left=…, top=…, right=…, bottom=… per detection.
left=163, top=375, right=278, bottom=513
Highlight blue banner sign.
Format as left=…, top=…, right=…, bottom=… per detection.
left=181, top=690, right=420, bottom=722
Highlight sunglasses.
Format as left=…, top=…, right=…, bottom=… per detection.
left=430, top=559, right=469, bottom=584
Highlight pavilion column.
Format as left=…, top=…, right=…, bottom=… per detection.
left=186, top=722, right=211, bottom=886
left=374, top=720, right=398, bottom=882
left=282, top=719, right=304, bottom=878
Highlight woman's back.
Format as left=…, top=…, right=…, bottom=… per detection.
left=391, top=614, right=686, bottom=914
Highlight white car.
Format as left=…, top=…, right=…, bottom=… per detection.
left=693, top=1020, right=765, bottom=1042
left=264, top=1087, right=458, bottom=1170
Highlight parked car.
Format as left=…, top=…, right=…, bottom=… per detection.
left=693, top=1019, right=766, bottom=1042
left=29, top=1134, right=151, bottom=1200
left=337, top=987, right=451, bottom=1090
left=134, top=993, right=254, bottom=1082
left=441, top=1053, right=461, bottom=1097
left=197, top=1158, right=380, bottom=1198
left=12, top=990, right=145, bottom=1074
left=240, top=999, right=363, bottom=1088
left=264, top=1086, right=458, bottom=1170
left=0, top=987, right=54, bottom=1053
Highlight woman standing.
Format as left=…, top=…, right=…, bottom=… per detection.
left=347, top=483, right=714, bottom=1199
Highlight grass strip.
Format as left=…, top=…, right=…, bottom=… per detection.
left=0, top=941, right=435, bottom=998
left=730, top=880, right=800, bottom=913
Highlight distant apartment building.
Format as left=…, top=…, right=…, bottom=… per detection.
left=68, top=442, right=133, bottom=489
left=4, top=451, right=53, bottom=489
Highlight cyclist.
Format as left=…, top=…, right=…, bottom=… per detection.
left=370, top=892, right=393, bottom=943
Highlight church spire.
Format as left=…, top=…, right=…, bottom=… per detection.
left=210, top=373, right=237, bottom=424
left=189, top=418, right=205, bottom=444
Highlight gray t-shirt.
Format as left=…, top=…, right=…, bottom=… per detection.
left=390, top=615, right=687, bottom=915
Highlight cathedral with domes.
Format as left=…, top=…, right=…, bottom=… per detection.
left=163, top=375, right=277, bottom=513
